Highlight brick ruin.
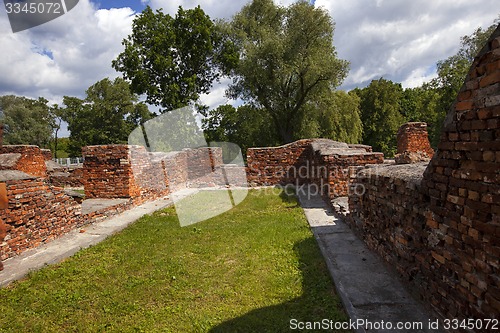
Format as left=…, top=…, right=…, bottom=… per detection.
left=395, top=122, right=434, bottom=164
left=347, top=25, right=500, bottom=324
left=0, top=144, right=227, bottom=261
left=246, top=139, right=383, bottom=199
left=0, top=24, right=498, bottom=327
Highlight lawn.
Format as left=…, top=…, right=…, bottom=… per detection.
left=0, top=188, right=350, bottom=332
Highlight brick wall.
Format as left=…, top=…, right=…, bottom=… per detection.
left=0, top=171, right=81, bottom=259
left=420, top=25, right=500, bottom=321
left=0, top=146, right=47, bottom=178
left=48, top=168, right=84, bottom=188
left=395, top=122, right=434, bottom=164
left=348, top=25, right=500, bottom=325
left=246, top=139, right=313, bottom=185
left=247, top=139, right=383, bottom=198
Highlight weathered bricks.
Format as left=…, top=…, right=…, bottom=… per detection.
left=0, top=146, right=47, bottom=178
left=395, top=122, right=434, bottom=164
left=247, top=139, right=383, bottom=199
left=348, top=24, right=500, bottom=327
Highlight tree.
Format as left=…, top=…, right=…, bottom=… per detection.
left=298, top=90, right=363, bottom=144
left=225, top=0, right=349, bottom=143
left=354, top=78, right=405, bottom=156
left=0, top=95, right=54, bottom=147
left=425, top=19, right=499, bottom=143
left=112, top=6, right=237, bottom=112
left=62, top=78, right=154, bottom=156
left=203, top=104, right=279, bottom=154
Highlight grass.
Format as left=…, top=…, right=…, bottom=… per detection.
left=0, top=188, right=350, bottom=332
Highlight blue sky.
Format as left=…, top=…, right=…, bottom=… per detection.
left=91, top=0, right=146, bottom=12
left=0, top=0, right=498, bottom=115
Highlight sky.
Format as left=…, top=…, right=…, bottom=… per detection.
left=0, top=0, right=498, bottom=118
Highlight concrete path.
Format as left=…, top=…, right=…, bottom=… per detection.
left=298, top=189, right=443, bottom=333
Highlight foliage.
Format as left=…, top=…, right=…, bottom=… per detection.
left=0, top=95, right=54, bottom=148
left=203, top=104, right=280, bottom=154
left=298, top=90, right=363, bottom=144
left=354, top=78, right=405, bottom=156
left=62, top=78, right=154, bottom=156
left=225, top=0, right=349, bottom=143
left=0, top=189, right=350, bottom=333
left=423, top=19, right=499, bottom=144
left=113, top=6, right=237, bottom=112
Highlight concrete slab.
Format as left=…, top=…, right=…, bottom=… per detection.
left=298, top=187, right=443, bottom=333
left=81, top=198, right=129, bottom=215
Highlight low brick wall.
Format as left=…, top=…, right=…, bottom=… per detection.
left=0, top=171, right=81, bottom=259
left=347, top=164, right=433, bottom=282
left=246, top=139, right=313, bottom=185
left=48, top=168, right=84, bottom=188
left=247, top=139, right=384, bottom=198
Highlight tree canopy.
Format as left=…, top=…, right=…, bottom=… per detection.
left=353, top=78, right=405, bottom=156
left=61, top=78, right=153, bottom=156
left=112, top=5, right=237, bottom=112
left=0, top=95, right=54, bottom=148
left=224, top=0, right=349, bottom=143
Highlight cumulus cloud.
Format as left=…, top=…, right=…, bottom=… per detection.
left=0, top=0, right=135, bottom=103
left=0, top=0, right=498, bottom=110
left=315, top=0, right=499, bottom=89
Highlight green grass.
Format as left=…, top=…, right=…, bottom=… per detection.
left=0, top=189, right=350, bottom=332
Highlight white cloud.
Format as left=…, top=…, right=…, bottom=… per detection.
left=316, top=0, right=499, bottom=89
left=0, top=0, right=498, bottom=110
left=0, top=0, right=135, bottom=102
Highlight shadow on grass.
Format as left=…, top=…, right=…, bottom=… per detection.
left=209, top=237, right=350, bottom=333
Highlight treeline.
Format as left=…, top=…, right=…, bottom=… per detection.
left=0, top=0, right=497, bottom=157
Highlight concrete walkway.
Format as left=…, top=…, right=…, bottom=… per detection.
left=298, top=189, right=443, bottom=333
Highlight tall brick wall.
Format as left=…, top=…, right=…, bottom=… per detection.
left=348, top=25, right=500, bottom=325
left=0, top=146, right=47, bottom=178
left=421, top=25, right=500, bottom=321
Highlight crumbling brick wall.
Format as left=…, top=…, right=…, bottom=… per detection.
left=0, top=170, right=81, bottom=259
left=0, top=146, right=47, bottom=178
left=348, top=25, right=500, bottom=324
left=246, top=139, right=383, bottom=198
left=246, top=139, right=313, bottom=185
left=397, top=122, right=434, bottom=157
left=420, top=25, right=500, bottom=321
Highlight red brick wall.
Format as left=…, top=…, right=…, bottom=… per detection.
left=0, top=175, right=81, bottom=259
left=0, top=146, right=47, bottom=178
left=246, top=139, right=314, bottom=185
left=247, top=139, right=383, bottom=198
left=348, top=25, right=500, bottom=325
left=396, top=122, right=434, bottom=157
left=421, top=25, right=500, bottom=321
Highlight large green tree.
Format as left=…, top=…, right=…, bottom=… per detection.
left=354, top=78, right=405, bottom=156
left=62, top=78, right=153, bottom=156
left=112, top=6, right=237, bottom=112
left=225, top=0, right=349, bottom=143
left=203, top=104, right=279, bottom=154
left=298, top=90, right=363, bottom=144
left=0, top=95, right=54, bottom=147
